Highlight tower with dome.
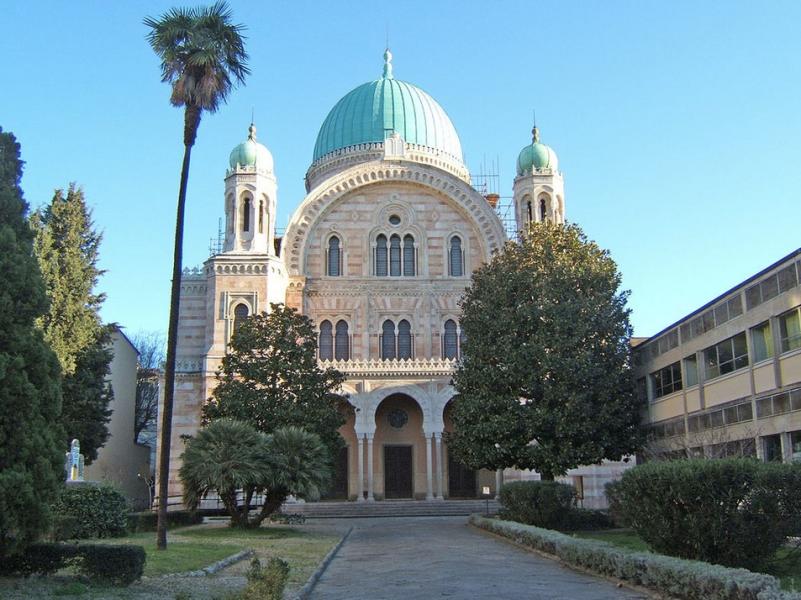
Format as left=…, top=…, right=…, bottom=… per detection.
left=164, top=51, right=626, bottom=507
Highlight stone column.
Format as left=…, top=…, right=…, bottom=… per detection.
left=367, top=434, right=375, bottom=501
left=425, top=434, right=434, bottom=500
left=435, top=433, right=444, bottom=499
left=495, top=469, right=503, bottom=500
left=356, top=435, right=365, bottom=502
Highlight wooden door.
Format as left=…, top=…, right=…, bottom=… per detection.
left=384, top=445, right=413, bottom=499
left=448, top=450, right=477, bottom=498
left=321, top=446, right=348, bottom=500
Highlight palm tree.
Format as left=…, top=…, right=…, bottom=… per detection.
left=255, top=426, right=333, bottom=524
left=180, top=419, right=267, bottom=528
left=144, top=1, right=249, bottom=549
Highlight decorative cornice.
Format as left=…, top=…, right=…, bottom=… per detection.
left=285, top=162, right=506, bottom=276
left=319, top=357, right=456, bottom=378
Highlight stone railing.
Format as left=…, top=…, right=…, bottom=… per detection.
left=319, top=357, right=457, bottom=377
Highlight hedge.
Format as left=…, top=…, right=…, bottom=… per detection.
left=53, top=484, right=128, bottom=539
left=470, top=515, right=801, bottom=600
left=0, top=542, right=145, bottom=586
left=498, top=481, right=614, bottom=531
left=605, top=459, right=801, bottom=569
left=127, top=509, right=203, bottom=532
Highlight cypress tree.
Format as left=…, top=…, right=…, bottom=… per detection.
left=0, top=127, right=65, bottom=555
left=31, top=185, right=112, bottom=463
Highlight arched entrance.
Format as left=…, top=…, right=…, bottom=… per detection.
left=374, top=393, right=425, bottom=499
left=322, top=399, right=356, bottom=500
left=443, top=400, right=477, bottom=498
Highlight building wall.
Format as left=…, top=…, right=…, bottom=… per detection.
left=635, top=249, right=801, bottom=462
left=85, top=329, right=151, bottom=506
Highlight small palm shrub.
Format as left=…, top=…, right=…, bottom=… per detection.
left=606, top=458, right=801, bottom=569
left=240, top=556, right=290, bottom=600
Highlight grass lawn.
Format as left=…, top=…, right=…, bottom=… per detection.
left=0, top=521, right=341, bottom=599
left=572, top=529, right=801, bottom=592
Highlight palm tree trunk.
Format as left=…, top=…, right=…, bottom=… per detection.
left=156, top=105, right=201, bottom=550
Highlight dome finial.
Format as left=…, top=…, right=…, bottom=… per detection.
left=383, top=48, right=394, bottom=79
left=531, top=109, right=540, bottom=143
left=248, top=122, right=257, bottom=141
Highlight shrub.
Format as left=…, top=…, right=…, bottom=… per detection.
left=76, top=544, right=145, bottom=585
left=240, top=556, right=290, bottom=600
left=127, top=509, right=203, bottom=532
left=565, top=508, right=615, bottom=531
left=53, top=484, right=128, bottom=539
left=498, top=481, right=576, bottom=529
left=0, top=542, right=144, bottom=585
left=607, top=459, right=801, bottom=569
left=268, top=512, right=306, bottom=525
left=470, top=515, right=801, bottom=600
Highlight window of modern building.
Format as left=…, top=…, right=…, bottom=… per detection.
left=651, top=361, right=682, bottom=399
left=402, top=234, right=415, bottom=276
left=746, top=263, right=799, bottom=309
left=791, top=431, right=801, bottom=462
left=233, top=303, right=249, bottom=333
left=684, top=354, right=699, bottom=387
left=704, top=332, right=748, bottom=379
left=335, top=320, right=349, bottom=360
left=398, top=319, right=412, bottom=359
left=319, top=320, right=333, bottom=360
left=779, top=307, right=801, bottom=353
left=443, top=319, right=458, bottom=359
left=241, top=197, right=251, bottom=232
left=375, top=234, right=388, bottom=276
left=389, top=234, right=402, bottom=276
left=381, top=319, right=396, bottom=360
left=449, top=236, right=463, bottom=277
left=763, top=434, right=783, bottom=462
left=751, top=321, right=773, bottom=362
left=327, top=236, right=341, bottom=276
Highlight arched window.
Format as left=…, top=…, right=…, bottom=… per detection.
left=242, top=197, right=251, bottom=232
left=376, top=234, right=388, bottom=276
left=527, top=200, right=533, bottom=224
left=233, top=303, right=249, bottom=333
left=319, top=320, right=333, bottom=360
left=389, top=234, right=402, bottom=276
left=449, top=236, right=463, bottom=277
left=402, top=234, right=415, bottom=276
left=381, top=320, right=396, bottom=360
left=327, top=236, right=341, bottom=276
left=540, top=198, right=547, bottom=222
left=335, top=320, right=349, bottom=360
left=258, top=200, right=264, bottom=233
left=398, top=319, right=412, bottom=359
left=443, top=319, right=458, bottom=359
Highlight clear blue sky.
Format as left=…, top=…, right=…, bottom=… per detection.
left=3, top=1, right=800, bottom=340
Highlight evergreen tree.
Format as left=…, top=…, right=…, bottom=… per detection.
left=449, top=222, right=642, bottom=480
left=31, top=184, right=112, bottom=463
left=203, top=303, right=346, bottom=459
left=0, top=127, right=65, bottom=555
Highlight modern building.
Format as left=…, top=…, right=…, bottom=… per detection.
left=84, top=327, right=152, bottom=508
left=634, top=249, right=801, bottom=462
left=160, top=50, right=626, bottom=509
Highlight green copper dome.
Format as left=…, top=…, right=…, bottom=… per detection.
left=312, top=50, right=463, bottom=163
left=229, top=124, right=273, bottom=171
left=516, top=126, right=558, bottom=175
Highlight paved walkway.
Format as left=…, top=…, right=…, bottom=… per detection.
left=310, top=516, right=649, bottom=599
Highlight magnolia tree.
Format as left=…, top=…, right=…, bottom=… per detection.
left=448, top=222, right=643, bottom=480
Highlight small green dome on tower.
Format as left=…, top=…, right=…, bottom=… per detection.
left=516, top=126, right=558, bottom=176
left=229, top=123, right=273, bottom=171
left=312, top=50, right=463, bottom=163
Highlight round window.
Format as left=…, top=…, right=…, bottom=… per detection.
left=388, top=214, right=401, bottom=226
left=388, top=409, right=408, bottom=429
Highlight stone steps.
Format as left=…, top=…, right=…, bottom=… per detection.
left=279, top=499, right=500, bottom=519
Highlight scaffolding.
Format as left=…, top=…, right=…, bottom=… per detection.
left=470, top=156, right=517, bottom=240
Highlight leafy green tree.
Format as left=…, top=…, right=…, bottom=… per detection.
left=203, top=303, right=346, bottom=459
left=449, top=222, right=642, bottom=480
left=0, top=128, right=64, bottom=555
left=31, top=184, right=103, bottom=375
left=144, top=1, right=249, bottom=549
left=31, top=185, right=112, bottom=463
left=180, top=420, right=331, bottom=528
